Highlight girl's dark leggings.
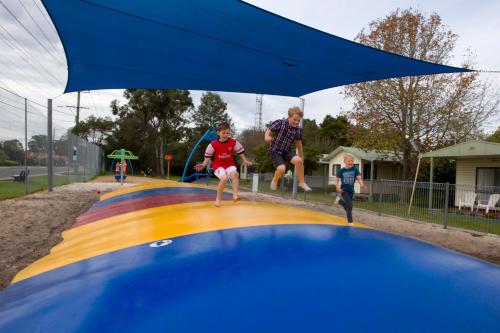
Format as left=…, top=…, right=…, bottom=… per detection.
left=339, top=191, right=354, bottom=223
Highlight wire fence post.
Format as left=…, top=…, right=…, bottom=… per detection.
left=24, top=97, right=28, bottom=194
left=47, top=99, right=53, bottom=192
left=443, top=182, right=450, bottom=229
left=251, top=173, right=259, bottom=193
left=378, top=181, right=383, bottom=216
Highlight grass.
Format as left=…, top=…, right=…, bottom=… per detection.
left=254, top=179, right=500, bottom=235
left=0, top=175, right=70, bottom=200
left=355, top=201, right=500, bottom=235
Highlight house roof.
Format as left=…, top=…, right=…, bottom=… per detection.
left=421, top=141, right=500, bottom=158
left=326, top=147, right=400, bottom=162
left=42, top=0, right=469, bottom=96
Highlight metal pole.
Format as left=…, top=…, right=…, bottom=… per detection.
left=378, top=181, right=383, bottom=216
left=407, top=155, right=421, bottom=216
left=47, top=99, right=53, bottom=191
left=292, top=97, right=305, bottom=199
left=24, top=98, right=28, bottom=194
left=443, top=182, right=449, bottom=229
left=76, top=91, right=81, bottom=124
left=428, top=156, right=434, bottom=210
left=120, top=148, right=124, bottom=185
left=369, top=160, right=374, bottom=201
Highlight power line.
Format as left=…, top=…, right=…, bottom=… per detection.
left=0, top=25, right=64, bottom=85
left=16, top=0, right=64, bottom=61
left=0, top=0, right=65, bottom=67
left=0, top=98, right=24, bottom=111
left=0, top=56, right=56, bottom=100
left=31, top=0, right=58, bottom=35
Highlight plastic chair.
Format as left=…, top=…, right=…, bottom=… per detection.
left=476, top=193, right=500, bottom=214
left=457, top=191, right=476, bottom=211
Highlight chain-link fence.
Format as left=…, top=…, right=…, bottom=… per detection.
left=0, top=87, right=104, bottom=200
left=249, top=174, right=500, bottom=235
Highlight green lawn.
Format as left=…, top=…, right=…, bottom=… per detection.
left=0, top=175, right=70, bottom=200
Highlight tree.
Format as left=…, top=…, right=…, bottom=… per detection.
left=319, top=115, right=352, bottom=150
left=110, top=89, right=193, bottom=176
left=191, top=92, right=234, bottom=134
left=72, top=115, right=114, bottom=146
left=3, top=139, right=24, bottom=163
left=237, top=129, right=265, bottom=159
left=252, top=143, right=274, bottom=173
left=28, top=135, right=47, bottom=153
left=486, top=127, right=500, bottom=143
left=343, top=9, right=499, bottom=179
left=0, top=142, right=8, bottom=164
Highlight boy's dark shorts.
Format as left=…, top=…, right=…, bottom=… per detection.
left=270, top=151, right=296, bottom=168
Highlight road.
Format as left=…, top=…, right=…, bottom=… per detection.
left=0, top=166, right=68, bottom=180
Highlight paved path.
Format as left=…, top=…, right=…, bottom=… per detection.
left=0, top=166, right=68, bottom=180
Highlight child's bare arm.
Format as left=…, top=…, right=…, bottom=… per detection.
left=239, top=153, right=253, bottom=166
left=194, top=157, right=211, bottom=171
left=335, top=176, right=343, bottom=193
left=357, top=175, right=365, bottom=189
left=264, top=129, right=274, bottom=144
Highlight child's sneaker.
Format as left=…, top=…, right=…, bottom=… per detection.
left=347, top=222, right=354, bottom=227
left=270, top=179, right=278, bottom=191
left=299, top=183, right=312, bottom=192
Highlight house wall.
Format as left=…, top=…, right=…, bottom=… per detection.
left=376, top=161, right=401, bottom=180
left=310, top=164, right=328, bottom=177
left=456, top=158, right=500, bottom=186
left=453, top=158, right=500, bottom=206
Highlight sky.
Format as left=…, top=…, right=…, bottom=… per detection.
left=0, top=0, right=499, bottom=141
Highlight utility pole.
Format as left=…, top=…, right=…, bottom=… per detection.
left=255, top=94, right=263, bottom=130
left=58, top=91, right=89, bottom=126
left=76, top=91, right=81, bottom=124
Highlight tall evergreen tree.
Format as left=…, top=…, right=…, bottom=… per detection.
left=191, top=92, right=234, bottom=134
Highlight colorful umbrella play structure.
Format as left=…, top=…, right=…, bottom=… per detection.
left=0, top=1, right=498, bottom=332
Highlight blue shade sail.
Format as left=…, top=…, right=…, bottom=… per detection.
left=42, top=0, right=470, bottom=96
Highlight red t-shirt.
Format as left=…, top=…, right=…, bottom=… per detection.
left=205, top=138, right=245, bottom=170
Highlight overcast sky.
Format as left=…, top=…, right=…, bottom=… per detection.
left=0, top=0, right=499, bottom=141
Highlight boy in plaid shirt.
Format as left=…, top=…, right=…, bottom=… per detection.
left=264, top=106, right=312, bottom=192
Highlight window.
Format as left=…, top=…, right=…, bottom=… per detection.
left=332, top=164, right=341, bottom=176
left=363, top=163, right=378, bottom=180
left=476, top=168, right=500, bottom=188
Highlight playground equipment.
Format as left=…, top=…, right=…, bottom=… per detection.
left=164, top=154, right=173, bottom=178
left=1, top=181, right=499, bottom=332
left=107, top=149, right=139, bottom=184
left=181, top=129, right=218, bottom=185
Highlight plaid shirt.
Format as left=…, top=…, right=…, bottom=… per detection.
left=266, top=118, right=303, bottom=153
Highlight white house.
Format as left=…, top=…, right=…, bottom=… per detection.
left=421, top=141, right=500, bottom=204
left=324, top=146, right=402, bottom=193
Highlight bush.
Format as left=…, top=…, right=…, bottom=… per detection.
left=1, top=160, right=20, bottom=166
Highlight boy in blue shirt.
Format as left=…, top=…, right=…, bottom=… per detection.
left=335, top=154, right=365, bottom=226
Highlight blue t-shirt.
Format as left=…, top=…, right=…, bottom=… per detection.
left=336, top=167, right=361, bottom=193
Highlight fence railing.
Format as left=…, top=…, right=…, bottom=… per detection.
left=247, top=174, right=500, bottom=235
left=0, top=87, right=104, bottom=199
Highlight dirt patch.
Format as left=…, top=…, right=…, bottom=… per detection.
left=1, top=183, right=498, bottom=291
left=0, top=182, right=130, bottom=291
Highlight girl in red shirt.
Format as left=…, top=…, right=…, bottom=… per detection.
left=195, top=122, right=252, bottom=207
